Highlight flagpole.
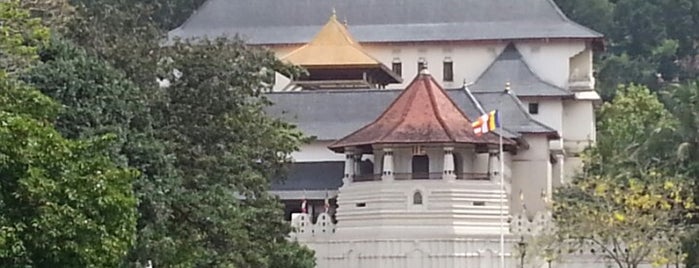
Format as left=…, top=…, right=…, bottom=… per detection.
left=499, top=123, right=505, bottom=268
left=499, top=82, right=510, bottom=268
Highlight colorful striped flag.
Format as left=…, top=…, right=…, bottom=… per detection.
left=471, top=110, right=500, bottom=135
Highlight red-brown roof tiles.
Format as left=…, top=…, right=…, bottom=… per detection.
left=329, top=71, right=514, bottom=152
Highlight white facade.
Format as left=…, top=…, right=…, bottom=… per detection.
left=264, top=28, right=605, bottom=268
left=272, top=40, right=594, bottom=91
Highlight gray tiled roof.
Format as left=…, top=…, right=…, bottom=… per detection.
left=265, top=88, right=556, bottom=141
left=271, top=161, right=344, bottom=191
left=471, top=91, right=558, bottom=135
left=471, top=44, right=573, bottom=97
left=168, top=0, right=601, bottom=44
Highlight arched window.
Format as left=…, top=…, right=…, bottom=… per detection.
left=412, top=155, right=429, bottom=180
left=413, top=191, right=423, bottom=205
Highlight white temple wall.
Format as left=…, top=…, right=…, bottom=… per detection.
left=266, top=39, right=590, bottom=91
left=511, top=136, right=552, bottom=215
left=515, top=41, right=587, bottom=89
left=292, top=141, right=345, bottom=162
left=521, top=99, right=564, bottom=136
left=361, top=42, right=506, bottom=90
left=562, top=99, right=596, bottom=154
left=293, top=212, right=659, bottom=268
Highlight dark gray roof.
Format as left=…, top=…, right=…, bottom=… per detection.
left=470, top=91, right=558, bottom=135
left=265, top=88, right=557, bottom=141
left=471, top=44, right=573, bottom=97
left=168, top=0, right=601, bottom=44
left=271, top=161, right=344, bottom=191
left=266, top=90, right=402, bottom=140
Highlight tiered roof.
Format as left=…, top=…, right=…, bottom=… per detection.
left=327, top=71, right=512, bottom=153
left=282, top=13, right=380, bottom=67
left=280, top=14, right=401, bottom=88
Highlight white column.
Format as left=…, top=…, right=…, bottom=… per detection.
left=442, top=147, right=456, bottom=181
left=381, top=148, right=394, bottom=181
left=488, top=151, right=499, bottom=181
left=343, top=150, right=355, bottom=185
left=556, top=154, right=565, bottom=185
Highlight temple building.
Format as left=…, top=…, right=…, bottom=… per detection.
left=167, top=0, right=652, bottom=267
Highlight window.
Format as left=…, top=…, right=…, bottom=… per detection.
left=392, top=61, right=402, bottom=77
left=443, top=60, right=453, bottom=82
left=528, top=102, right=539, bottom=115
left=417, top=58, right=426, bottom=72
left=411, top=155, right=429, bottom=180
left=413, top=191, right=423, bottom=205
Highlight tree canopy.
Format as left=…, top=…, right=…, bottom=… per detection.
left=0, top=2, right=137, bottom=266
left=538, top=84, right=696, bottom=267
left=3, top=0, right=316, bottom=267
left=555, top=0, right=699, bottom=99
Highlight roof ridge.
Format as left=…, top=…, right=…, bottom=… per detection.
left=473, top=42, right=571, bottom=96
left=375, top=75, right=421, bottom=142
left=328, top=73, right=423, bottom=149
left=425, top=76, right=456, bottom=141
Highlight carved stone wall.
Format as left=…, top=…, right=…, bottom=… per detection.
left=290, top=212, right=665, bottom=268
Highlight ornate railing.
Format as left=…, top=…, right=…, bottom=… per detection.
left=394, top=172, right=443, bottom=180
left=456, top=172, right=490, bottom=180
left=353, top=174, right=381, bottom=182
left=353, top=172, right=491, bottom=181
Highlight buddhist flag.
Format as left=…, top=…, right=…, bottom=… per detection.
left=323, top=191, right=330, bottom=213
left=471, top=110, right=500, bottom=135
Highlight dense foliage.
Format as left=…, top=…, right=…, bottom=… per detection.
left=3, top=0, right=315, bottom=267
left=555, top=0, right=699, bottom=100
left=538, top=85, right=697, bottom=267
left=0, top=1, right=137, bottom=266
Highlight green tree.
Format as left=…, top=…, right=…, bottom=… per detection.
left=58, top=1, right=316, bottom=265
left=660, top=80, right=699, bottom=266
left=0, top=79, right=138, bottom=267
left=0, top=0, right=49, bottom=75
left=136, top=38, right=312, bottom=267
left=0, top=2, right=138, bottom=266
left=586, top=84, right=678, bottom=176
left=555, top=0, right=699, bottom=99
left=547, top=173, right=694, bottom=268
left=532, top=84, right=695, bottom=267
left=22, top=39, right=182, bottom=267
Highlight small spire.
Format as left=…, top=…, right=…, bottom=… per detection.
left=331, top=8, right=337, bottom=19
left=420, top=68, right=431, bottom=75
left=343, top=16, right=348, bottom=26
left=505, top=82, right=511, bottom=93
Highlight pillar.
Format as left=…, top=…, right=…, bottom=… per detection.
left=381, top=148, right=394, bottom=181
left=556, top=154, right=565, bottom=185
left=488, top=151, right=499, bottom=181
left=442, top=147, right=456, bottom=181
left=343, top=150, right=355, bottom=185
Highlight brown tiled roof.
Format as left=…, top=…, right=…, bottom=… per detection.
left=329, top=71, right=514, bottom=152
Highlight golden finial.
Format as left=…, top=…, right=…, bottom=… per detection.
left=343, top=16, right=348, bottom=26
left=331, top=8, right=337, bottom=19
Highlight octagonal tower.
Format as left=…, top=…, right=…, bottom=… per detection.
left=328, top=70, right=517, bottom=240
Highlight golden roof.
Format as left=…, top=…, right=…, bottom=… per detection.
left=281, top=14, right=382, bottom=67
